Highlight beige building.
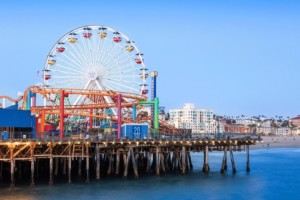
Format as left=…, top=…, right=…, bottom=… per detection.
left=169, top=103, right=214, bottom=137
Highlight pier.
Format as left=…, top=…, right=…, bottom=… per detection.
left=0, top=135, right=260, bottom=188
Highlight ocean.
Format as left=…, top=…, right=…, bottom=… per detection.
left=0, top=147, right=299, bottom=200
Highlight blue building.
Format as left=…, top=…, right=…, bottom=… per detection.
left=0, top=105, right=36, bottom=139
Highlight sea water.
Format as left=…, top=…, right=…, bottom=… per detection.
left=0, top=147, right=299, bottom=200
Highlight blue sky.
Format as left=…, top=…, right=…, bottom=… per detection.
left=0, top=0, right=299, bottom=118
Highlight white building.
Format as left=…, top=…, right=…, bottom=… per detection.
left=169, top=103, right=214, bottom=137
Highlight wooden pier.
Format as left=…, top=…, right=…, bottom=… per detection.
left=0, top=137, right=259, bottom=188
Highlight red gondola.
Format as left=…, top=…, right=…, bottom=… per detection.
left=135, top=58, right=143, bottom=64
left=141, top=89, right=148, bottom=95
left=83, top=32, right=92, bottom=38
left=113, top=37, right=122, bottom=43
left=44, top=74, right=51, bottom=80
left=56, top=47, right=65, bottom=53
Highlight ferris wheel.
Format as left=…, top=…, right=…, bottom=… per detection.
left=42, top=25, right=148, bottom=106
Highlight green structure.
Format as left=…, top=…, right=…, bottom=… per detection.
left=139, top=97, right=159, bottom=135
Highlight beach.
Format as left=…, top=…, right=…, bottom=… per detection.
left=253, top=135, right=300, bottom=149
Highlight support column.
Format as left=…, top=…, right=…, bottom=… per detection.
left=96, top=144, right=100, bottom=180
left=229, top=146, right=237, bottom=173
left=246, top=145, right=250, bottom=172
left=202, top=146, right=210, bottom=173
left=10, top=147, right=15, bottom=189
left=68, top=143, right=72, bottom=183
left=30, top=145, right=35, bottom=186
left=117, top=94, right=122, bottom=139
left=68, top=157, right=72, bottom=183
left=187, top=152, right=193, bottom=170
left=89, top=108, right=93, bottom=131
left=156, top=146, right=160, bottom=176
left=130, top=147, right=138, bottom=178
left=116, top=149, right=120, bottom=175
left=146, top=152, right=151, bottom=173
left=181, top=146, right=186, bottom=175
left=123, top=149, right=130, bottom=178
left=220, top=146, right=228, bottom=174
left=86, top=144, right=90, bottom=183
left=49, top=145, right=53, bottom=185
left=78, top=158, right=82, bottom=178
left=132, top=105, right=136, bottom=122
left=59, top=90, right=68, bottom=138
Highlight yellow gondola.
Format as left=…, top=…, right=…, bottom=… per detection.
left=139, top=73, right=148, bottom=79
left=98, top=32, right=107, bottom=39
left=47, top=60, right=56, bottom=65
left=125, top=46, right=134, bottom=52
left=68, top=37, right=77, bottom=43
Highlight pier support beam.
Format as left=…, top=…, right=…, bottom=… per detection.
left=229, top=146, right=236, bottom=173
left=246, top=145, right=250, bottom=172
left=49, top=146, right=53, bottom=185
left=220, top=146, right=228, bottom=174
left=116, top=149, right=120, bottom=176
left=10, top=147, right=15, bottom=189
left=202, top=146, right=210, bottom=173
left=68, top=144, right=72, bottom=184
left=78, top=158, right=82, bottom=178
left=146, top=152, right=151, bottom=173
left=96, top=144, right=100, bottom=180
left=130, top=147, right=138, bottom=178
left=123, top=149, right=130, bottom=178
left=156, top=146, right=160, bottom=176
left=181, top=146, right=186, bottom=175
left=86, top=144, right=90, bottom=183
left=30, top=145, right=35, bottom=186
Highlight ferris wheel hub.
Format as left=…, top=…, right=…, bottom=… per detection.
left=87, top=70, right=98, bottom=81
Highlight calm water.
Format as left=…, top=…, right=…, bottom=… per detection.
left=0, top=147, right=299, bottom=200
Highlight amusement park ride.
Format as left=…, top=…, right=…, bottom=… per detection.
left=0, top=25, right=181, bottom=138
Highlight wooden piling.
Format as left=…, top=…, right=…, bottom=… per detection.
left=146, top=152, right=151, bottom=173
left=181, top=146, right=186, bottom=174
left=68, top=144, right=72, bottom=184
left=130, top=147, right=138, bottom=178
left=30, top=145, right=35, bottom=186
left=160, top=152, right=166, bottom=173
left=96, top=144, right=100, bottom=180
left=246, top=145, right=250, bottom=172
left=49, top=145, right=53, bottom=185
left=86, top=144, right=90, bottom=183
left=10, top=147, right=15, bottom=189
left=220, top=146, right=228, bottom=174
left=107, top=153, right=112, bottom=175
left=156, top=146, right=160, bottom=176
left=123, top=149, right=130, bottom=178
left=202, top=145, right=210, bottom=173
left=229, top=146, right=236, bottom=173
left=78, top=158, right=82, bottom=178
left=187, top=152, right=193, bottom=170
left=116, top=149, right=120, bottom=175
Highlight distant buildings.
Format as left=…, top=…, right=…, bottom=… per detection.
left=169, top=103, right=214, bottom=137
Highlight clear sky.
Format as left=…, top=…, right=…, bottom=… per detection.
left=0, top=0, right=299, bottom=118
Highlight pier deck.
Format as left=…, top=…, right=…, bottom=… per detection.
left=0, top=136, right=260, bottom=188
